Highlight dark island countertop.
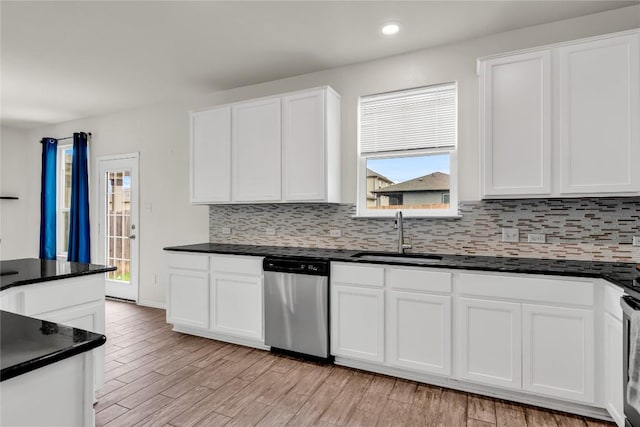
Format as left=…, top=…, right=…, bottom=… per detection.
left=0, top=258, right=116, bottom=292
left=0, top=310, right=106, bottom=382
left=164, top=243, right=640, bottom=299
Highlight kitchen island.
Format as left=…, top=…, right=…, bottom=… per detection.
left=0, top=258, right=115, bottom=391
left=1, top=310, right=106, bottom=426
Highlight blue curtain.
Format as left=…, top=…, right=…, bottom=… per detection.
left=68, top=132, right=91, bottom=263
left=39, top=138, right=58, bottom=260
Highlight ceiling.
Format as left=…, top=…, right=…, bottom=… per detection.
left=1, top=1, right=637, bottom=129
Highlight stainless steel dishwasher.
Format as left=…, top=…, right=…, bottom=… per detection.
left=263, top=257, right=330, bottom=359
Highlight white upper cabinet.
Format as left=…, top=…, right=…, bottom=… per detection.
left=559, top=33, right=640, bottom=194
left=480, top=30, right=640, bottom=198
left=282, top=88, right=341, bottom=202
left=190, top=106, right=231, bottom=203
left=480, top=50, right=551, bottom=196
left=189, top=86, right=341, bottom=204
left=232, top=97, right=282, bottom=202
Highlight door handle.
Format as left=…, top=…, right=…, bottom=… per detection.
left=129, top=235, right=136, bottom=239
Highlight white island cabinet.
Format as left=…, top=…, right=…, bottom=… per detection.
left=1, top=309, right=104, bottom=427
left=0, top=268, right=107, bottom=393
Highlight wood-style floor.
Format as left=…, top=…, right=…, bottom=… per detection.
left=98, top=300, right=614, bottom=427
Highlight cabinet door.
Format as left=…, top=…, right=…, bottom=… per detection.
left=457, top=298, right=522, bottom=389
left=388, top=291, right=451, bottom=376
left=232, top=98, right=282, bottom=202
left=480, top=50, right=552, bottom=197
left=605, top=312, right=624, bottom=426
left=211, top=273, right=263, bottom=341
left=522, top=304, right=594, bottom=403
left=167, top=269, right=209, bottom=329
left=559, top=34, right=640, bottom=194
left=37, top=300, right=106, bottom=391
left=282, top=89, right=326, bottom=201
left=190, top=107, right=231, bottom=203
left=331, top=284, right=384, bottom=363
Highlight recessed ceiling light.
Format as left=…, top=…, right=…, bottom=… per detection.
left=381, top=23, right=400, bottom=36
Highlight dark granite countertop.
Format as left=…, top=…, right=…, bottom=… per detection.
left=0, top=310, right=106, bottom=382
left=0, top=258, right=116, bottom=292
left=164, top=243, right=640, bottom=299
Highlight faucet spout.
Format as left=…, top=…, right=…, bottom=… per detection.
left=395, top=210, right=412, bottom=254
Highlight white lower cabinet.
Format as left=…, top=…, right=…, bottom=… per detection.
left=388, top=291, right=451, bottom=375
left=331, top=284, right=384, bottom=363
left=605, top=313, right=624, bottom=426
left=167, top=269, right=210, bottom=329
left=604, top=283, right=625, bottom=426
left=522, top=304, right=594, bottom=403
left=166, top=252, right=264, bottom=347
left=331, top=263, right=452, bottom=374
left=456, top=298, right=522, bottom=389
left=210, top=273, right=263, bottom=341
left=331, top=263, right=618, bottom=421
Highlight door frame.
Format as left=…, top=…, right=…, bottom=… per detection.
left=97, top=152, right=140, bottom=302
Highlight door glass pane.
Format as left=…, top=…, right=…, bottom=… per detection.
left=106, top=170, right=132, bottom=283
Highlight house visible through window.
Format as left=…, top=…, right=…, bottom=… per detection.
left=57, top=145, right=73, bottom=258
left=358, top=83, right=458, bottom=217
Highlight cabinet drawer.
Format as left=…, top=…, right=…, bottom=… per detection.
left=331, top=263, right=384, bottom=288
left=387, top=267, right=451, bottom=293
left=210, top=255, right=262, bottom=275
left=168, top=253, right=209, bottom=271
left=23, top=275, right=104, bottom=316
left=457, top=273, right=594, bottom=306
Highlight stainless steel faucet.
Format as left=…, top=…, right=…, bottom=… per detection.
left=394, top=210, right=412, bottom=254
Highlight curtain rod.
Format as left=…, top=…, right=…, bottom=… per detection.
left=41, top=132, right=92, bottom=142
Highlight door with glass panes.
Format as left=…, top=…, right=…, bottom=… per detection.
left=98, top=154, right=139, bottom=301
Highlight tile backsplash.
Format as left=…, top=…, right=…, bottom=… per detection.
left=209, top=198, right=640, bottom=262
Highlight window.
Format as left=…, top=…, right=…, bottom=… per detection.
left=57, top=145, right=72, bottom=258
left=358, top=83, right=458, bottom=217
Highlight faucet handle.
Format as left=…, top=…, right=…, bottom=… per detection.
left=402, top=237, right=413, bottom=251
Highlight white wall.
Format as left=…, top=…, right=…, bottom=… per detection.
left=0, top=126, right=40, bottom=259
left=1, top=5, right=637, bottom=306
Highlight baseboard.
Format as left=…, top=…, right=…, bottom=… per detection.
left=136, top=299, right=166, bottom=309
left=334, top=357, right=614, bottom=423
left=171, top=325, right=269, bottom=351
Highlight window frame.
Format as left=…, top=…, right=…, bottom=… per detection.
left=356, top=84, right=460, bottom=218
left=56, top=144, right=72, bottom=259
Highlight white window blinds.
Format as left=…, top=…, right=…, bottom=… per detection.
left=359, top=83, right=457, bottom=154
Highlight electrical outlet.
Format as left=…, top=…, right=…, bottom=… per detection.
left=501, top=227, right=519, bottom=243
left=222, top=227, right=231, bottom=235
left=527, top=233, right=546, bottom=244
left=633, top=236, right=640, bottom=247
left=329, top=229, right=342, bottom=238
left=265, top=228, right=276, bottom=236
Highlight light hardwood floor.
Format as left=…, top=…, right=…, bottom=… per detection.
left=98, top=300, right=614, bottom=427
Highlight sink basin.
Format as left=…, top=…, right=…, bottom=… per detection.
left=351, top=252, right=442, bottom=264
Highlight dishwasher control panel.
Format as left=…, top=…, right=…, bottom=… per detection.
left=263, top=257, right=329, bottom=276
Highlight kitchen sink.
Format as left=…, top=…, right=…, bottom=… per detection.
left=351, top=252, right=443, bottom=264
